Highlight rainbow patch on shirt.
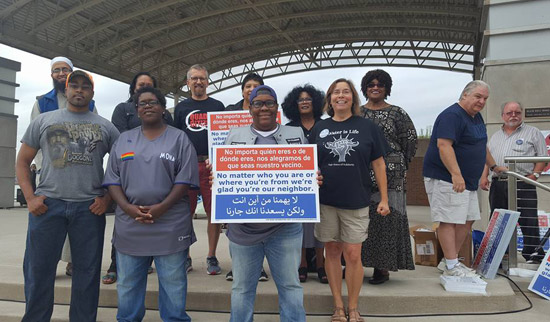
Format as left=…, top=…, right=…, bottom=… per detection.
left=121, top=152, right=135, bottom=161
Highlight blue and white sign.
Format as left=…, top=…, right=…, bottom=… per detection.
left=528, top=249, right=550, bottom=300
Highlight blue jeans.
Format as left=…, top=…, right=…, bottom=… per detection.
left=116, top=249, right=191, bottom=322
left=229, top=223, right=305, bottom=322
left=22, top=198, right=105, bottom=322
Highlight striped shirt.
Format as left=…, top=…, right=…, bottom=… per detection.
left=487, top=123, right=546, bottom=176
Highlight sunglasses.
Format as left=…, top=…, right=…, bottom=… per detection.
left=366, top=83, right=385, bottom=88
left=67, top=83, right=92, bottom=91
left=297, top=98, right=313, bottom=103
left=251, top=100, right=277, bottom=108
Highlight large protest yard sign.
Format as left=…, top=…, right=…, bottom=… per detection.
left=528, top=247, right=550, bottom=300
left=211, top=145, right=319, bottom=223
left=207, top=110, right=281, bottom=159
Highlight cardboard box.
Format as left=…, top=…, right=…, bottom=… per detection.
left=410, top=225, right=473, bottom=267
left=458, top=231, right=473, bottom=267
left=411, top=228, right=443, bottom=267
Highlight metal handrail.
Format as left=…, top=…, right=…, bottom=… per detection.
left=502, top=170, right=550, bottom=192
left=504, top=156, right=550, bottom=163
left=502, top=156, right=550, bottom=273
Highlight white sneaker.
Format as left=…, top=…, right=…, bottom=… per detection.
left=437, top=258, right=446, bottom=272
left=443, top=263, right=478, bottom=277
left=438, top=259, right=475, bottom=273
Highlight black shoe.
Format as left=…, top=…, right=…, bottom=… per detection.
left=225, top=270, right=233, bottom=281
left=298, top=267, right=308, bottom=283
left=259, top=268, right=269, bottom=281
left=368, top=268, right=389, bottom=285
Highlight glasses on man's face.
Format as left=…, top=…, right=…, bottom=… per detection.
left=189, top=76, right=207, bottom=82
left=504, top=111, right=521, bottom=116
left=138, top=100, right=160, bottom=107
left=297, top=98, right=313, bottom=104
left=366, top=82, right=385, bottom=88
left=251, top=100, right=277, bottom=109
left=67, top=83, right=92, bottom=91
left=52, top=67, right=72, bottom=74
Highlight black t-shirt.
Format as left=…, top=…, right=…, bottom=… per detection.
left=309, top=116, right=388, bottom=209
left=286, top=118, right=321, bottom=140
left=173, top=97, right=225, bottom=155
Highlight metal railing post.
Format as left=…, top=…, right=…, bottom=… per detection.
left=507, top=162, right=518, bottom=272
left=503, top=156, right=550, bottom=274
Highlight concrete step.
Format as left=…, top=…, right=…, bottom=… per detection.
left=0, top=264, right=522, bottom=316
left=0, top=300, right=330, bottom=322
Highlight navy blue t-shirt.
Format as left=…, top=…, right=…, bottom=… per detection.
left=423, top=103, right=487, bottom=191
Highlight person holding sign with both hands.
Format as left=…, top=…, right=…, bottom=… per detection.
left=309, top=78, right=390, bottom=322
left=210, top=85, right=323, bottom=322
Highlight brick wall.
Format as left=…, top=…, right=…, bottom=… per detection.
left=407, top=138, right=429, bottom=206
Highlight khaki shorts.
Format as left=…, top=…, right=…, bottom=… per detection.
left=424, top=177, right=481, bottom=224
left=314, top=204, right=369, bottom=244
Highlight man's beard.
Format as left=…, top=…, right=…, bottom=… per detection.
left=53, top=79, right=66, bottom=92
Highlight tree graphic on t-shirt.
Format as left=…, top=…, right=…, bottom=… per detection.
left=324, top=135, right=359, bottom=162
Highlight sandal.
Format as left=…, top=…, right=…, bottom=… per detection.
left=102, top=271, right=117, bottom=284
left=298, top=266, right=308, bottom=283
left=317, top=267, right=328, bottom=284
left=331, top=307, right=347, bottom=322
left=348, top=308, right=365, bottom=322
left=65, top=262, right=73, bottom=277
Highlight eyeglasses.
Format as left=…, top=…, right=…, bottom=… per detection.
left=366, top=83, right=385, bottom=88
left=52, top=67, right=72, bottom=74
left=67, top=83, right=92, bottom=91
left=137, top=100, right=160, bottom=107
left=189, top=76, right=207, bottom=82
left=251, top=100, right=277, bottom=108
left=297, top=98, right=313, bottom=103
left=504, top=111, right=521, bottom=116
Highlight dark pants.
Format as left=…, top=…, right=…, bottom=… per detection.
left=489, top=179, right=544, bottom=260
left=22, top=198, right=106, bottom=322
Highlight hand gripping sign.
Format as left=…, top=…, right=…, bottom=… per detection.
left=211, top=145, right=319, bottom=223
left=207, top=110, right=281, bottom=159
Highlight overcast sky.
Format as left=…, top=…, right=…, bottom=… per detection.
left=2, top=43, right=472, bottom=150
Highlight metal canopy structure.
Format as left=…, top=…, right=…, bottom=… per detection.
left=0, top=0, right=486, bottom=97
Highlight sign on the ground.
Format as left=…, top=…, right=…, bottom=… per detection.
left=528, top=248, right=550, bottom=300
left=211, top=145, right=319, bottom=223
left=472, top=209, right=520, bottom=279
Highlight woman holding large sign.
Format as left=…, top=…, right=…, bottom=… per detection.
left=103, top=87, right=199, bottom=321
left=309, top=79, right=390, bottom=322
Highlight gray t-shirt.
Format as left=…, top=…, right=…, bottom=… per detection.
left=226, top=127, right=301, bottom=246
left=22, top=108, right=119, bottom=201
left=103, top=126, right=199, bottom=256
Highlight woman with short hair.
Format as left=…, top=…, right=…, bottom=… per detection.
left=104, top=87, right=199, bottom=321
left=360, top=69, right=417, bottom=285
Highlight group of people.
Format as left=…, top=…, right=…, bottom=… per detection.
left=15, top=56, right=547, bottom=322
left=423, top=80, right=547, bottom=278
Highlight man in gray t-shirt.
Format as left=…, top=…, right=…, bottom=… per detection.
left=16, top=70, right=119, bottom=322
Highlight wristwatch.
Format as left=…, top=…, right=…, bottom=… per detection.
left=489, top=164, right=497, bottom=171
left=533, top=172, right=540, bottom=179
